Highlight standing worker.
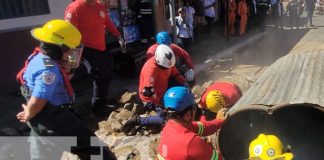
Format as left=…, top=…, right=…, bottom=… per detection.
left=16, top=19, right=116, bottom=160
left=122, top=45, right=189, bottom=135
left=199, top=81, right=242, bottom=119
left=256, top=0, right=270, bottom=31
left=224, top=0, right=237, bottom=36
left=305, top=0, right=317, bottom=27
left=134, top=0, right=155, bottom=40
left=286, top=0, right=301, bottom=29
left=238, top=0, right=249, bottom=36
left=146, top=32, right=195, bottom=84
left=157, top=86, right=225, bottom=160
left=175, top=8, right=194, bottom=51
left=203, top=0, right=216, bottom=34
left=65, top=0, right=125, bottom=114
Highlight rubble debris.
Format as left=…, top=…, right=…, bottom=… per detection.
left=149, top=138, right=159, bottom=158
left=97, top=109, right=133, bottom=135
left=119, top=91, right=141, bottom=104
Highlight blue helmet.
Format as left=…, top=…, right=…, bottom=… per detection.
left=156, top=31, right=172, bottom=45
left=163, top=87, right=195, bottom=112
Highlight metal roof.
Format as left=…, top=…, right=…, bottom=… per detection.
left=231, top=51, right=324, bottom=112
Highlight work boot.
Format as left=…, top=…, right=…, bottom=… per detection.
left=122, top=114, right=141, bottom=136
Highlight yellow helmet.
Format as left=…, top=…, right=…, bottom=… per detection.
left=31, top=19, right=81, bottom=49
left=249, top=134, right=294, bottom=160
left=205, top=90, right=225, bottom=113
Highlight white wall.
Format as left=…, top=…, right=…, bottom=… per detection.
left=0, top=0, right=71, bottom=32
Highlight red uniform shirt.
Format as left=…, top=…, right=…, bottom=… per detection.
left=158, top=118, right=223, bottom=160
left=139, top=58, right=186, bottom=104
left=65, top=0, right=120, bottom=51
left=200, top=81, right=242, bottom=108
left=146, top=44, right=194, bottom=69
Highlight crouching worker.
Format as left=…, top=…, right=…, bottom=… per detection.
left=199, top=81, right=242, bottom=119
left=157, top=87, right=224, bottom=160
left=146, top=32, right=195, bottom=86
left=248, top=134, right=294, bottom=160
left=16, top=19, right=116, bottom=160
left=122, top=45, right=189, bottom=135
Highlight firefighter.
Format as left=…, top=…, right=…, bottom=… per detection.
left=199, top=81, right=242, bottom=119
left=157, top=86, right=224, bottom=160
left=134, top=0, right=155, bottom=40
left=146, top=31, right=195, bottom=83
left=224, top=0, right=237, bottom=36
left=238, top=0, right=249, bottom=36
left=122, top=45, right=189, bottom=135
left=256, top=0, right=270, bottom=31
left=65, top=0, right=125, bottom=114
left=249, top=134, right=294, bottom=160
left=16, top=19, right=116, bottom=159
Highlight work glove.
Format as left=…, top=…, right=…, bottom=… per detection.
left=122, top=114, right=141, bottom=136
left=142, top=86, right=155, bottom=97
left=184, top=69, right=195, bottom=81
left=118, top=36, right=126, bottom=52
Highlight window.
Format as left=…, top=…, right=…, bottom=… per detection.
left=0, top=0, right=50, bottom=20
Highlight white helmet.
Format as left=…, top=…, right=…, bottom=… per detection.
left=155, top=44, right=175, bottom=68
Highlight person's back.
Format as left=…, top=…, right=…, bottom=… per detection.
left=200, top=81, right=242, bottom=108
left=65, top=0, right=116, bottom=51
left=157, top=87, right=223, bottom=160
left=158, top=120, right=204, bottom=159
left=139, top=58, right=173, bottom=104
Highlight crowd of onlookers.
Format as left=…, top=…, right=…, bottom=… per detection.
left=168, top=0, right=320, bottom=51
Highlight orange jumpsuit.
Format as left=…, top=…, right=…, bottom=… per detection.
left=238, top=0, right=248, bottom=36
left=225, top=0, right=236, bottom=36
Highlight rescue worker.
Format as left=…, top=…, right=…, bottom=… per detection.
left=249, top=134, right=294, bottom=160
left=271, top=0, right=285, bottom=29
left=65, top=0, right=125, bottom=114
left=256, top=0, right=270, bottom=31
left=203, top=0, right=216, bottom=34
left=286, top=0, right=301, bottom=29
left=305, top=0, right=316, bottom=27
left=157, top=86, right=224, bottom=160
left=224, top=0, right=237, bottom=36
left=134, top=0, right=155, bottom=40
left=122, top=45, right=189, bottom=135
left=146, top=31, right=195, bottom=83
left=199, top=81, right=242, bottom=119
left=238, top=0, right=249, bottom=36
left=16, top=19, right=116, bottom=160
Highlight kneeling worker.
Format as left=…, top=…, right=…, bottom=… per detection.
left=199, top=81, right=242, bottom=119
left=122, top=45, right=189, bottom=135
left=157, top=86, right=225, bottom=160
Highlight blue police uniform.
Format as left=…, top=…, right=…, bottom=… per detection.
left=23, top=53, right=71, bottom=106
left=20, top=50, right=116, bottom=160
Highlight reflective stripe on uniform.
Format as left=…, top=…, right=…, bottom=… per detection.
left=140, top=12, right=152, bottom=15
left=210, top=150, right=219, bottom=160
left=140, top=9, right=152, bottom=14
left=157, top=153, right=165, bottom=160
left=196, top=121, right=205, bottom=136
left=140, top=9, right=152, bottom=11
